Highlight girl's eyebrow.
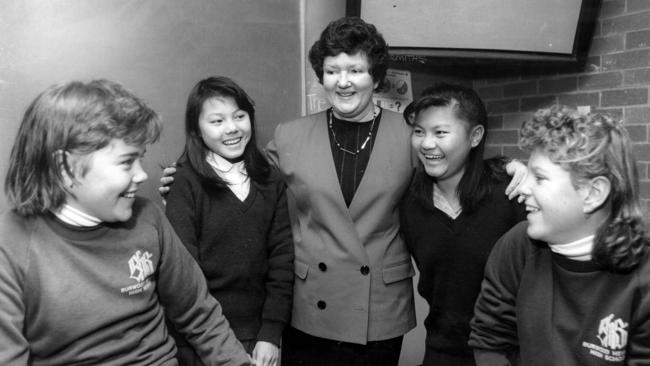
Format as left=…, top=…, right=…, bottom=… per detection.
left=529, top=165, right=547, bottom=175
left=120, top=150, right=144, bottom=158
left=420, top=122, right=451, bottom=129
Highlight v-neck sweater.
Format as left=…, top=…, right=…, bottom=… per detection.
left=165, top=161, right=294, bottom=346
left=400, top=174, right=526, bottom=361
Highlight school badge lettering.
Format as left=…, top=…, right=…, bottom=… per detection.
left=120, top=250, right=154, bottom=295
left=581, top=313, right=628, bottom=362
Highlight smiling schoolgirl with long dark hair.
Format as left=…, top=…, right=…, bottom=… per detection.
left=164, top=76, right=294, bottom=366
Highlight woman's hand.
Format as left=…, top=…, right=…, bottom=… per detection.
left=504, top=159, right=527, bottom=202
left=252, top=341, right=279, bottom=366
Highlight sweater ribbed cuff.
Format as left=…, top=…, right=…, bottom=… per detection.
left=256, top=320, right=285, bottom=347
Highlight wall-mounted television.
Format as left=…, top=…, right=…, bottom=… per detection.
left=346, top=0, right=600, bottom=62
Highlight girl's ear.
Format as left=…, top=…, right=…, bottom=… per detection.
left=582, top=176, right=611, bottom=214
left=470, top=125, right=485, bottom=148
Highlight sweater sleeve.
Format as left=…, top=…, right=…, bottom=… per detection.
left=153, top=203, right=250, bottom=366
left=257, top=177, right=294, bottom=346
left=628, top=258, right=650, bottom=365
left=0, top=215, right=30, bottom=365
left=469, top=221, right=529, bottom=365
left=265, top=131, right=281, bottom=170
left=398, top=198, right=416, bottom=266
left=164, top=166, right=200, bottom=260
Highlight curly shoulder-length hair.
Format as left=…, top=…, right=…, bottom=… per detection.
left=5, top=79, right=161, bottom=216
left=308, top=17, right=389, bottom=91
left=519, top=105, right=649, bottom=272
left=182, top=76, right=269, bottom=186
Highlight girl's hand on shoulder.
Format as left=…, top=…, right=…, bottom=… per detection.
left=158, top=163, right=177, bottom=202
left=252, top=340, right=279, bottom=366
left=504, top=159, right=527, bottom=202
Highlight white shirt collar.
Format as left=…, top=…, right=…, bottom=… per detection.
left=549, top=235, right=594, bottom=261
left=206, top=151, right=250, bottom=201
left=51, top=203, right=102, bottom=227
left=433, top=183, right=462, bottom=219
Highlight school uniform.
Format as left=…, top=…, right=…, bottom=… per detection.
left=400, top=172, right=526, bottom=366
left=0, top=198, right=249, bottom=366
left=164, top=162, right=294, bottom=363
left=469, top=221, right=650, bottom=365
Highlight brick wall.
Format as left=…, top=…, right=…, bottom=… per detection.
left=475, top=0, right=650, bottom=221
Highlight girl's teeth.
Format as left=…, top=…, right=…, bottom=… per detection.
left=223, top=138, right=241, bottom=146
left=424, top=154, right=443, bottom=159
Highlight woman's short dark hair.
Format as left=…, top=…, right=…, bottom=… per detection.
left=182, top=76, right=269, bottom=186
left=5, top=79, right=161, bottom=216
left=308, top=17, right=389, bottom=91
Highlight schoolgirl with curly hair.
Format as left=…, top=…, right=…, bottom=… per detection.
left=470, top=105, right=650, bottom=365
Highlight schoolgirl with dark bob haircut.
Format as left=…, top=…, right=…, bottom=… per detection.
left=183, top=76, right=270, bottom=185
left=5, top=79, right=161, bottom=216
left=308, top=17, right=389, bottom=91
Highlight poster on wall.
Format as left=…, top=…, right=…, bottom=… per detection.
left=305, top=68, right=413, bottom=115
left=373, top=69, right=412, bottom=114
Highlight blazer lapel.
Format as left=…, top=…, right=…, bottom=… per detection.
left=348, top=113, right=389, bottom=218
left=308, top=114, right=369, bottom=260
left=312, top=113, right=353, bottom=216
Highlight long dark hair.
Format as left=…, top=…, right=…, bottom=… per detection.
left=408, top=83, right=506, bottom=213
left=182, top=76, right=269, bottom=186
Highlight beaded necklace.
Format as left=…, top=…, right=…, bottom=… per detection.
left=327, top=108, right=377, bottom=156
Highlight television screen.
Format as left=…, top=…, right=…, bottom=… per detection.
left=348, top=0, right=599, bottom=61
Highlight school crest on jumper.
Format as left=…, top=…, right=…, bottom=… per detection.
left=581, top=313, right=628, bottom=362
left=120, top=250, right=154, bottom=296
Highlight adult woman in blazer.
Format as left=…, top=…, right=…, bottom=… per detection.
left=265, top=17, right=416, bottom=365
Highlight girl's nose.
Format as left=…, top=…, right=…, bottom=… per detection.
left=223, top=119, right=238, bottom=134
left=518, top=172, right=533, bottom=196
left=132, top=159, right=148, bottom=183
left=420, top=136, right=437, bottom=150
